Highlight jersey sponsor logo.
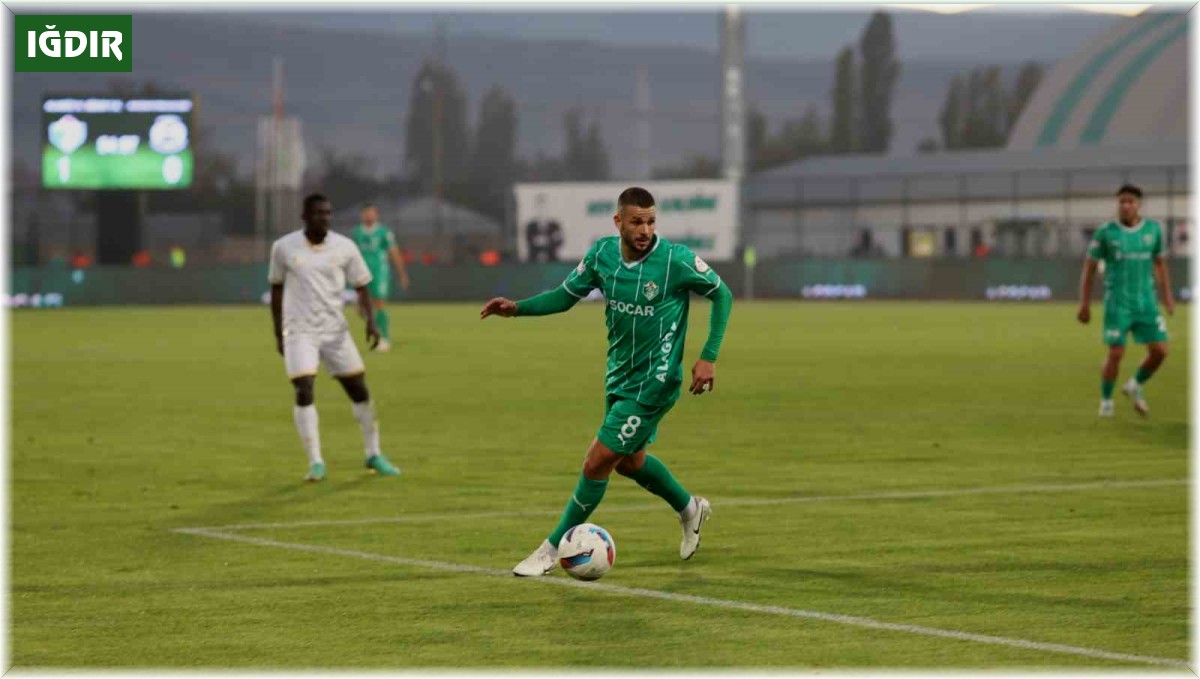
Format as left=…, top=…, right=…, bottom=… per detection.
left=643, top=280, right=659, bottom=301
left=654, top=322, right=678, bottom=383
left=694, top=255, right=710, bottom=273
left=608, top=299, right=655, bottom=317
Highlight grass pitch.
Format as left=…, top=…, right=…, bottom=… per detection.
left=10, top=302, right=1189, bottom=668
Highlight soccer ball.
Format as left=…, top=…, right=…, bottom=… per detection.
left=557, top=523, right=616, bottom=581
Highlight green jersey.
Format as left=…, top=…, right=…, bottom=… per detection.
left=351, top=224, right=397, bottom=276
left=1087, top=219, right=1164, bottom=315
left=562, top=235, right=724, bottom=407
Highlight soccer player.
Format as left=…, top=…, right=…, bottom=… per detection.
left=351, top=204, right=411, bottom=353
left=1077, top=184, right=1175, bottom=417
left=481, top=186, right=734, bottom=576
left=270, top=194, right=402, bottom=481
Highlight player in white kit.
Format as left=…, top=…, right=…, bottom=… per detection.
left=269, top=193, right=402, bottom=482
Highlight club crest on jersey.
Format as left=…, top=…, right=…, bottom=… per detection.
left=643, top=280, right=659, bottom=300
left=1143, top=234, right=1154, bottom=246
left=694, top=255, right=710, bottom=273
left=576, top=259, right=586, bottom=275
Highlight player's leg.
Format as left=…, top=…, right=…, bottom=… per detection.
left=513, top=438, right=622, bottom=577
left=1098, top=308, right=1128, bottom=417
left=324, top=333, right=400, bottom=476
left=370, top=277, right=392, bottom=352
left=284, top=335, right=324, bottom=481
left=1099, top=344, right=1124, bottom=417
left=616, top=451, right=711, bottom=560
left=1122, top=315, right=1168, bottom=416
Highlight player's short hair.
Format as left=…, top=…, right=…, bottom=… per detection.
left=1116, top=184, right=1143, bottom=199
left=617, top=187, right=655, bottom=213
left=361, top=203, right=377, bottom=211
left=303, top=193, right=330, bottom=213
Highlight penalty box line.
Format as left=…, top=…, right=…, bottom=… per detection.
left=171, top=526, right=1190, bottom=669
left=185, top=477, right=1189, bottom=532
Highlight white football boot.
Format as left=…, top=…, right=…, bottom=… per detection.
left=375, top=338, right=392, bottom=353
left=512, top=539, right=558, bottom=577
left=1098, top=400, right=1115, bottom=417
left=679, top=496, right=713, bottom=560
left=1121, top=379, right=1149, bottom=416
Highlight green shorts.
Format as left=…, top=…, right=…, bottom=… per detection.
left=366, top=274, right=389, bottom=302
left=1103, top=307, right=1168, bottom=346
left=596, top=395, right=675, bottom=455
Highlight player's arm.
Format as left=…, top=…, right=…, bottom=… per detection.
left=355, top=285, right=381, bottom=348
left=481, top=245, right=600, bottom=320
left=1153, top=256, right=1175, bottom=317
left=345, top=248, right=380, bottom=347
left=385, top=230, right=410, bottom=290
left=388, top=245, right=410, bottom=290
left=1078, top=231, right=1105, bottom=324
left=267, top=241, right=286, bottom=354
left=675, top=248, right=733, bottom=395
left=480, top=287, right=580, bottom=319
left=270, top=284, right=284, bottom=355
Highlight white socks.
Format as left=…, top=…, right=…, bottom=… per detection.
left=351, top=400, right=382, bottom=458
left=680, top=496, right=699, bottom=521
left=293, top=405, right=322, bottom=464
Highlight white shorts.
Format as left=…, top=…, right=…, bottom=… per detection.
left=283, top=331, right=365, bottom=379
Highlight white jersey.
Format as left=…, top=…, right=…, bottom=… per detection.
left=268, top=230, right=372, bottom=336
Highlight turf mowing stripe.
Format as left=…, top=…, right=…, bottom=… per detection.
left=184, top=477, right=1188, bottom=532
left=171, top=527, right=1190, bottom=668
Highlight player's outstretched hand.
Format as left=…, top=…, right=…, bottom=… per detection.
left=481, top=297, right=518, bottom=319
left=1076, top=306, right=1090, bottom=324
left=366, top=322, right=381, bottom=349
left=1164, top=298, right=1175, bottom=316
left=690, top=359, right=716, bottom=395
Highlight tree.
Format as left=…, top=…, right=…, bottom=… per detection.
left=857, top=11, right=899, bottom=154
left=830, top=46, right=856, bottom=154
left=317, top=147, right=383, bottom=210
left=560, top=108, right=610, bottom=181
left=1008, top=62, right=1045, bottom=129
left=405, top=60, right=471, bottom=195
left=583, top=122, right=611, bottom=181
left=749, top=104, right=826, bottom=172
left=468, top=85, right=518, bottom=222
left=938, top=75, right=965, bottom=150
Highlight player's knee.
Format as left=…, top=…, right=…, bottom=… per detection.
left=1151, top=344, right=1169, bottom=361
left=1107, top=346, right=1126, bottom=363
left=615, top=453, right=645, bottom=477
left=339, top=376, right=370, bottom=403
left=292, top=377, right=315, bottom=406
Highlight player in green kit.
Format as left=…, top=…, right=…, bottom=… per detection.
left=1077, top=185, right=1175, bottom=417
left=351, top=204, right=411, bottom=353
left=481, top=187, right=734, bottom=577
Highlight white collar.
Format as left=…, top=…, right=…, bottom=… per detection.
left=1118, top=219, right=1145, bottom=232
left=621, top=236, right=661, bottom=268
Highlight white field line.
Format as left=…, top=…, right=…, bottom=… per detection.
left=171, top=526, right=1191, bottom=669
left=186, top=478, right=1189, bottom=532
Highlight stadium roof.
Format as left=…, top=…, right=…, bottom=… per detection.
left=749, top=142, right=1186, bottom=206
left=1007, top=11, right=1188, bottom=150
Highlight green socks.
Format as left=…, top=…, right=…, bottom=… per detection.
left=627, top=454, right=692, bottom=513
left=548, top=475, right=608, bottom=546
left=374, top=308, right=391, bottom=340
left=1135, top=366, right=1155, bottom=385
left=1101, top=380, right=1115, bottom=400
